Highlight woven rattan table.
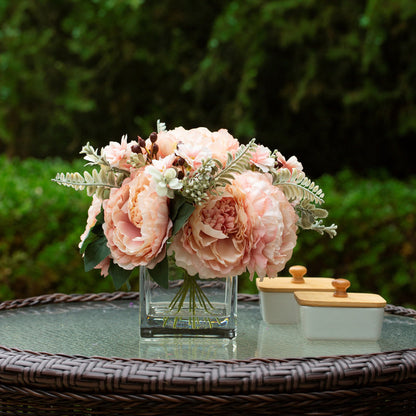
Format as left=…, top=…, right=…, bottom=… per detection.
left=1, top=292, right=416, bottom=415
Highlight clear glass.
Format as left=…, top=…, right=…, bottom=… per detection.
left=139, top=266, right=237, bottom=338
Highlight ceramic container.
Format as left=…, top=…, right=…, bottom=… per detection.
left=256, top=265, right=334, bottom=324
left=295, top=279, right=386, bottom=341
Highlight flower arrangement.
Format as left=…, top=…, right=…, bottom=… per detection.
left=53, top=120, right=336, bottom=291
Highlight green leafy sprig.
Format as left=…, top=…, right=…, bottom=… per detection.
left=295, top=199, right=337, bottom=238
left=272, top=168, right=325, bottom=205
left=210, top=138, right=257, bottom=189
left=52, top=168, right=125, bottom=199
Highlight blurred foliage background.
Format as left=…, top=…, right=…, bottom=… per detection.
left=0, top=0, right=415, bottom=305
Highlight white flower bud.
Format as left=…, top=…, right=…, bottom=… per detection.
left=163, top=168, right=177, bottom=181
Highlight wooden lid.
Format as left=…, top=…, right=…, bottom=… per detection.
left=294, top=278, right=387, bottom=308
left=256, top=265, right=334, bottom=293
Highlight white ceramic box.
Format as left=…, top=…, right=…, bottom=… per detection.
left=256, top=265, right=334, bottom=324
left=295, top=279, right=386, bottom=341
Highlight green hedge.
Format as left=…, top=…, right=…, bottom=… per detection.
left=1, top=157, right=415, bottom=307
left=0, top=156, right=114, bottom=299
left=288, top=170, right=416, bottom=308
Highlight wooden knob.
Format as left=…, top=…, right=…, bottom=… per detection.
left=332, top=279, right=350, bottom=297
left=289, top=265, right=307, bottom=284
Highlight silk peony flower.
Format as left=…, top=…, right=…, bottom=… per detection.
left=153, top=130, right=180, bottom=158
left=175, top=141, right=212, bottom=171
left=275, top=151, right=303, bottom=173
left=169, top=183, right=252, bottom=279
left=250, top=145, right=275, bottom=172
left=234, top=171, right=298, bottom=278
left=103, top=134, right=136, bottom=170
left=164, top=126, right=240, bottom=167
left=170, top=171, right=298, bottom=279
left=103, top=169, right=172, bottom=270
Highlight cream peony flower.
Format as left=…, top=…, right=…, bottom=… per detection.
left=103, top=169, right=172, bottom=270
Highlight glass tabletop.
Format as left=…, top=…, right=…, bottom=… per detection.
left=0, top=300, right=415, bottom=360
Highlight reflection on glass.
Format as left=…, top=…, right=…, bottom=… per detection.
left=139, top=337, right=237, bottom=360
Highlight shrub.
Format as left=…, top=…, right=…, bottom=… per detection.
left=1, top=157, right=415, bottom=307
left=240, top=171, right=416, bottom=308
left=0, top=156, right=114, bottom=300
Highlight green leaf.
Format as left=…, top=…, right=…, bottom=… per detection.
left=83, top=235, right=111, bottom=271
left=95, top=210, right=105, bottom=225
left=80, top=227, right=98, bottom=254
left=169, top=194, right=185, bottom=221
left=170, top=196, right=195, bottom=236
left=147, top=255, right=169, bottom=289
left=109, top=261, right=132, bottom=290
left=80, top=210, right=105, bottom=254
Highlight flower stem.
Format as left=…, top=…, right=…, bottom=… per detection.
left=166, top=273, right=216, bottom=329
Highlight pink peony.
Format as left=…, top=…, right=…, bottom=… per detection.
left=153, top=131, right=179, bottom=158
left=164, top=126, right=240, bottom=168
left=174, top=141, right=212, bottom=171
left=79, top=194, right=102, bottom=249
left=103, top=135, right=136, bottom=170
left=169, top=184, right=252, bottom=279
left=170, top=171, right=298, bottom=279
left=275, top=151, right=303, bottom=173
left=234, top=171, right=298, bottom=278
left=103, top=169, right=172, bottom=270
left=250, top=145, right=275, bottom=172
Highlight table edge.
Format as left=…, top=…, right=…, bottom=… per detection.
left=0, top=291, right=416, bottom=395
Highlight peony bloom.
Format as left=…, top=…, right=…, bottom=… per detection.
left=234, top=171, right=298, bottom=278
left=170, top=171, right=298, bottom=279
left=165, top=126, right=240, bottom=168
left=103, top=169, right=172, bottom=270
left=153, top=130, right=180, bottom=158
left=103, top=134, right=136, bottom=170
left=275, top=151, right=303, bottom=173
left=169, top=183, right=252, bottom=279
left=250, top=145, right=275, bottom=172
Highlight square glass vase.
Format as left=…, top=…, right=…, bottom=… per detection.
left=139, top=266, right=237, bottom=338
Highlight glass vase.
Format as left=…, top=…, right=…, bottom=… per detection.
left=139, top=266, right=237, bottom=338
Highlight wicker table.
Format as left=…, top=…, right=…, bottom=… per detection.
left=1, top=292, right=416, bottom=415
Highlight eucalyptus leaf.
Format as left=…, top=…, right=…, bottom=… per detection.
left=83, top=235, right=110, bottom=271
left=147, top=255, right=169, bottom=289
left=109, top=261, right=132, bottom=290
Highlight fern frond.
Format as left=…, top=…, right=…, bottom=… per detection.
left=212, top=139, right=256, bottom=188
left=272, top=168, right=325, bottom=205
left=52, top=168, right=124, bottom=198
